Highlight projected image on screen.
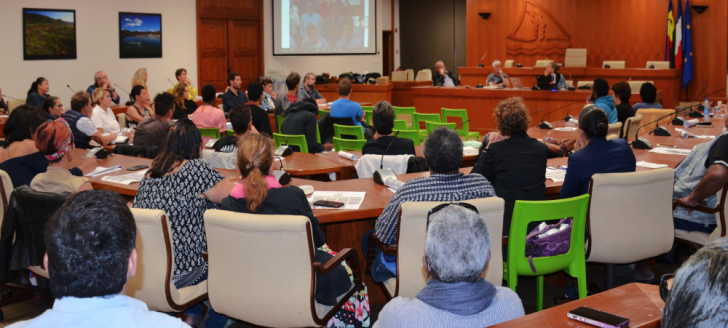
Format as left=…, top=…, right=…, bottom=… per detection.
left=273, top=0, right=376, bottom=55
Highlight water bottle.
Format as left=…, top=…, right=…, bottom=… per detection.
left=704, top=97, right=711, bottom=121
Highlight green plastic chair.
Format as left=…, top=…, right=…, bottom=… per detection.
left=333, top=137, right=366, bottom=152
left=414, top=113, right=442, bottom=137
left=198, top=128, right=222, bottom=140
left=425, top=121, right=455, bottom=135
left=273, top=133, right=309, bottom=153
left=363, top=109, right=373, bottom=125
left=318, top=109, right=328, bottom=118
left=316, top=124, right=321, bottom=144
left=226, top=130, right=235, bottom=137
left=394, top=119, right=407, bottom=130
left=393, top=106, right=416, bottom=127
left=442, top=108, right=480, bottom=141
left=276, top=115, right=286, bottom=133
left=392, top=129, right=421, bottom=146
left=334, top=124, right=365, bottom=140
left=504, top=194, right=591, bottom=311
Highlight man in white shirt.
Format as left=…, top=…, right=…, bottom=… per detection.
left=90, top=88, right=121, bottom=134
left=8, top=190, right=188, bottom=328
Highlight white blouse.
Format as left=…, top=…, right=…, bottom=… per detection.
left=91, top=105, right=121, bottom=134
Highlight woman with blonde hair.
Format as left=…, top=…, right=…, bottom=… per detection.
left=173, top=83, right=198, bottom=119
left=221, top=133, right=371, bottom=328
left=131, top=68, right=150, bottom=104
left=90, top=88, right=121, bottom=134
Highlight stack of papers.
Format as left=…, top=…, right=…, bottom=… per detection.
left=309, top=191, right=366, bottom=210
left=100, top=170, right=149, bottom=184
left=554, top=127, right=578, bottom=132
left=648, top=147, right=692, bottom=156
left=637, top=161, right=669, bottom=169
left=675, top=128, right=716, bottom=139
left=546, top=168, right=567, bottom=182
left=112, top=136, right=129, bottom=144
left=463, top=146, right=479, bottom=156
left=85, top=166, right=122, bottom=177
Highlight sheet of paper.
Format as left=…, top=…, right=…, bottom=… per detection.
left=636, top=161, right=669, bottom=169
left=674, top=128, right=716, bottom=139
left=112, top=136, right=129, bottom=144
left=554, top=127, right=578, bottom=132
left=309, top=191, right=366, bottom=210
left=85, top=166, right=122, bottom=177
left=100, top=170, right=149, bottom=184
left=545, top=168, right=567, bottom=182
left=648, top=147, right=692, bottom=156
left=463, top=146, right=479, bottom=156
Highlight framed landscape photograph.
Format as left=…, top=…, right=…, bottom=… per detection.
left=119, top=12, right=162, bottom=58
left=23, top=8, right=77, bottom=60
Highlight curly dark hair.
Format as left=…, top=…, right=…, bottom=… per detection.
left=493, top=97, right=530, bottom=137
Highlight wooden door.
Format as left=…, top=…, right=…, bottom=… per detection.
left=198, top=19, right=229, bottom=92
left=383, top=31, right=394, bottom=77
left=228, top=19, right=263, bottom=91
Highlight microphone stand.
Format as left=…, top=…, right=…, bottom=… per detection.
left=686, top=87, right=722, bottom=118
left=567, top=71, right=575, bottom=91
left=167, top=79, right=176, bottom=87
left=632, top=107, right=693, bottom=149
left=604, top=54, right=614, bottom=68
left=272, top=156, right=291, bottom=185
left=648, top=52, right=660, bottom=69
left=478, top=53, right=487, bottom=67
left=373, top=131, right=401, bottom=185
left=67, top=85, right=76, bottom=93
left=539, top=102, right=575, bottom=129
left=476, top=71, right=489, bottom=89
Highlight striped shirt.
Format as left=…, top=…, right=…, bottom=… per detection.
left=375, top=173, right=497, bottom=244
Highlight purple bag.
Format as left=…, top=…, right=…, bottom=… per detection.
left=524, top=218, right=573, bottom=273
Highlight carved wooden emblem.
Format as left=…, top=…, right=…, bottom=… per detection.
left=506, top=1, right=571, bottom=56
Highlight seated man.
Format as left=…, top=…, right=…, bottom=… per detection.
left=633, top=83, right=663, bottom=111
left=374, top=205, right=524, bottom=327
left=364, top=127, right=496, bottom=282
left=243, top=81, right=273, bottom=136
left=281, top=98, right=333, bottom=153
left=297, top=73, right=326, bottom=104
left=433, top=61, right=458, bottom=87
left=487, top=60, right=509, bottom=87
left=191, top=84, right=227, bottom=144
left=673, top=111, right=728, bottom=234
left=590, top=78, right=618, bottom=124
left=86, top=71, right=120, bottom=105
left=274, top=72, right=300, bottom=117
left=362, top=101, right=415, bottom=156
left=134, top=93, right=175, bottom=149
left=8, top=190, right=187, bottom=327
left=214, top=105, right=258, bottom=153
left=221, top=72, right=249, bottom=113
left=329, top=78, right=373, bottom=140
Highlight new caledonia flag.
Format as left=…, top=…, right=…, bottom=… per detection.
left=682, top=0, right=694, bottom=89
left=665, top=0, right=675, bottom=66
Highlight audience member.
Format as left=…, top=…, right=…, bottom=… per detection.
left=0, top=88, right=7, bottom=114
left=433, top=61, right=458, bottom=87
left=168, top=68, right=197, bottom=100
left=362, top=101, right=415, bottom=156
left=633, top=83, right=663, bottom=111
left=243, top=81, right=273, bottom=136
left=330, top=78, right=373, bottom=139
left=662, top=237, right=728, bottom=328
left=62, top=91, right=117, bottom=149
left=260, top=78, right=277, bottom=112
left=487, top=60, right=509, bottom=87
left=134, top=93, right=175, bottom=149
left=191, top=84, right=227, bottom=143
left=297, top=73, right=325, bottom=104
left=365, top=127, right=496, bottom=282
left=374, top=205, right=525, bottom=327
left=42, top=96, right=65, bottom=121
left=91, top=88, right=121, bottom=134
left=126, top=85, right=152, bottom=126
left=471, top=97, right=549, bottom=236
left=87, top=71, right=121, bottom=105
left=274, top=72, right=301, bottom=117
left=544, top=61, right=567, bottom=90
left=612, top=81, right=635, bottom=137
left=172, top=83, right=198, bottom=119
left=30, top=119, right=93, bottom=193
left=131, top=68, right=150, bottom=104
left=222, top=72, right=249, bottom=112
left=590, top=78, right=617, bottom=123
left=220, top=133, right=370, bottom=326
left=133, top=119, right=234, bottom=328
left=6, top=190, right=187, bottom=327
left=26, top=77, right=49, bottom=108
left=214, top=105, right=258, bottom=153
left=281, top=98, right=333, bottom=152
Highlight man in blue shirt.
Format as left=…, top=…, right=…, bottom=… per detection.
left=222, top=71, right=249, bottom=113
left=86, top=71, right=121, bottom=105
left=329, top=78, right=373, bottom=139
left=591, top=78, right=618, bottom=124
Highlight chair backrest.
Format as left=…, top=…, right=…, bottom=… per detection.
left=363, top=108, right=373, bottom=125
left=112, top=144, right=161, bottom=159
left=393, top=119, right=408, bottom=130
left=393, top=106, right=416, bottom=127
left=393, top=129, right=421, bottom=146
left=565, top=80, right=574, bottom=87
left=217, top=104, right=224, bottom=111
left=586, top=169, right=675, bottom=263
left=0, top=170, right=13, bottom=232
left=415, top=69, right=432, bottom=82
left=117, top=113, right=127, bottom=128
left=273, top=133, right=309, bottom=153
left=534, top=60, right=550, bottom=67
left=198, top=127, right=221, bottom=139
left=647, top=61, right=670, bottom=69
left=276, top=114, right=286, bottom=133
left=622, top=114, right=643, bottom=141
left=204, top=209, right=320, bottom=327
left=628, top=81, right=654, bottom=93
left=576, top=81, right=593, bottom=88
left=391, top=71, right=408, bottom=82
left=395, top=198, right=505, bottom=298
left=318, top=109, right=328, bottom=119
left=602, top=61, right=626, bottom=69
left=405, top=69, right=415, bottom=81
left=413, top=113, right=441, bottom=131
left=607, top=122, right=622, bottom=139
left=504, top=60, right=514, bottom=68
left=565, top=48, right=587, bottom=67
left=709, top=187, right=728, bottom=242
left=334, top=124, right=364, bottom=139
left=441, top=108, right=472, bottom=136
left=7, top=98, right=25, bottom=114
left=508, top=194, right=590, bottom=276
left=425, top=121, right=455, bottom=135
left=636, top=109, right=673, bottom=133
left=333, top=137, right=366, bottom=152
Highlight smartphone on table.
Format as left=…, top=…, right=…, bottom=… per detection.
left=312, top=200, right=345, bottom=208
left=127, top=165, right=149, bottom=171
left=567, top=307, right=630, bottom=328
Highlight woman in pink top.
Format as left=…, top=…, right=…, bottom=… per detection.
left=191, top=84, right=227, bottom=143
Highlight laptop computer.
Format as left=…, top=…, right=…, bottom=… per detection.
left=509, top=77, right=522, bottom=89
left=537, top=75, right=556, bottom=90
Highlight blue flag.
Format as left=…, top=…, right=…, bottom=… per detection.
left=682, top=0, right=694, bottom=89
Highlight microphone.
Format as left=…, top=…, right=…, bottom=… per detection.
left=686, top=85, right=708, bottom=118
left=539, top=102, right=575, bottom=129
left=2, top=95, right=26, bottom=103
left=567, top=71, right=576, bottom=91
left=627, top=77, right=632, bottom=82
left=373, top=130, right=401, bottom=185
left=632, top=107, right=694, bottom=149
left=478, top=53, right=488, bottom=67
left=529, top=109, right=543, bottom=115
left=67, top=85, right=76, bottom=93
left=604, top=54, right=614, bottom=68
left=167, top=78, right=176, bottom=86
left=648, top=52, right=660, bottom=69
left=455, top=119, right=471, bottom=130
left=476, top=71, right=489, bottom=89
left=114, top=83, right=131, bottom=95
left=563, top=103, right=583, bottom=121
left=274, top=135, right=294, bottom=156
left=272, top=156, right=291, bottom=185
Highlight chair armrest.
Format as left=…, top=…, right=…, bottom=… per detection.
left=365, top=233, right=397, bottom=275
left=313, top=248, right=363, bottom=290
left=673, top=199, right=721, bottom=214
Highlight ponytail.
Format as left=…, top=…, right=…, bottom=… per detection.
left=243, top=165, right=268, bottom=212
left=237, top=134, right=274, bottom=212
left=28, top=77, right=45, bottom=97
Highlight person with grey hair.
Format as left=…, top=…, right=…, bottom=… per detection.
left=662, top=237, right=728, bottom=328
left=374, top=205, right=524, bottom=327
left=86, top=71, right=120, bottom=105
left=297, top=72, right=326, bottom=104
left=363, top=127, right=497, bottom=282
left=433, top=61, right=458, bottom=87
left=487, top=60, right=509, bottom=87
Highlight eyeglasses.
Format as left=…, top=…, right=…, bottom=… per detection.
left=659, top=273, right=675, bottom=302
left=426, top=202, right=479, bottom=231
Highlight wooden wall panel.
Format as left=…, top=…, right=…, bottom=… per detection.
left=228, top=20, right=263, bottom=89
left=466, top=0, right=727, bottom=102
left=198, top=19, right=229, bottom=91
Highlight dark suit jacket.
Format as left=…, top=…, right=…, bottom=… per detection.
left=362, top=136, right=416, bottom=156
left=433, top=70, right=459, bottom=87
left=559, top=138, right=636, bottom=199
left=471, top=133, right=549, bottom=235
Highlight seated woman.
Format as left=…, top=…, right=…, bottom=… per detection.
left=90, top=88, right=121, bottom=134
left=133, top=119, right=234, bottom=328
left=62, top=91, right=117, bottom=149
left=544, top=61, right=567, bottom=90
left=633, top=83, right=663, bottom=111
left=173, top=83, right=198, bottom=119
left=131, top=68, right=151, bottom=105
left=220, top=133, right=369, bottom=327
left=26, top=77, right=49, bottom=109
left=471, top=97, right=549, bottom=236
left=0, top=105, right=96, bottom=188
left=42, top=96, right=65, bottom=121
left=260, top=78, right=276, bottom=112
left=30, top=119, right=93, bottom=193
left=126, top=85, right=152, bottom=126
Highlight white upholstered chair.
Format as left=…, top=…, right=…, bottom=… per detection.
left=674, top=187, right=728, bottom=248
left=534, top=60, right=550, bottom=67
left=565, top=48, right=587, bottom=67
left=405, top=69, right=415, bottom=81
left=565, top=80, right=574, bottom=88
left=637, top=109, right=673, bottom=133
left=415, top=69, right=432, bottom=82
left=586, top=169, right=675, bottom=289
left=602, top=61, right=626, bottom=69
left=126, top=209, right=208, bottom=313
left=647, top=61, right=670, bottom=69
left=628, top=81, right=654, bottom=93
left=366, top=198, right=505, bottom=299
left=622, top=114, right=642, bottom=141
left=7, top=98, right=25, bottom=114
left=576, top=81, right=593, bottom=88
left=0, top=170, right=13, bottom=231
left=391, top=71, right=408, bottom=82
left=117, top=113, right=127, bottom=128
left=203, top=209, right=361, bottom=327
left=606, top=122, right=622, bottom=140
left=504, top=60, right=514, bottom=68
